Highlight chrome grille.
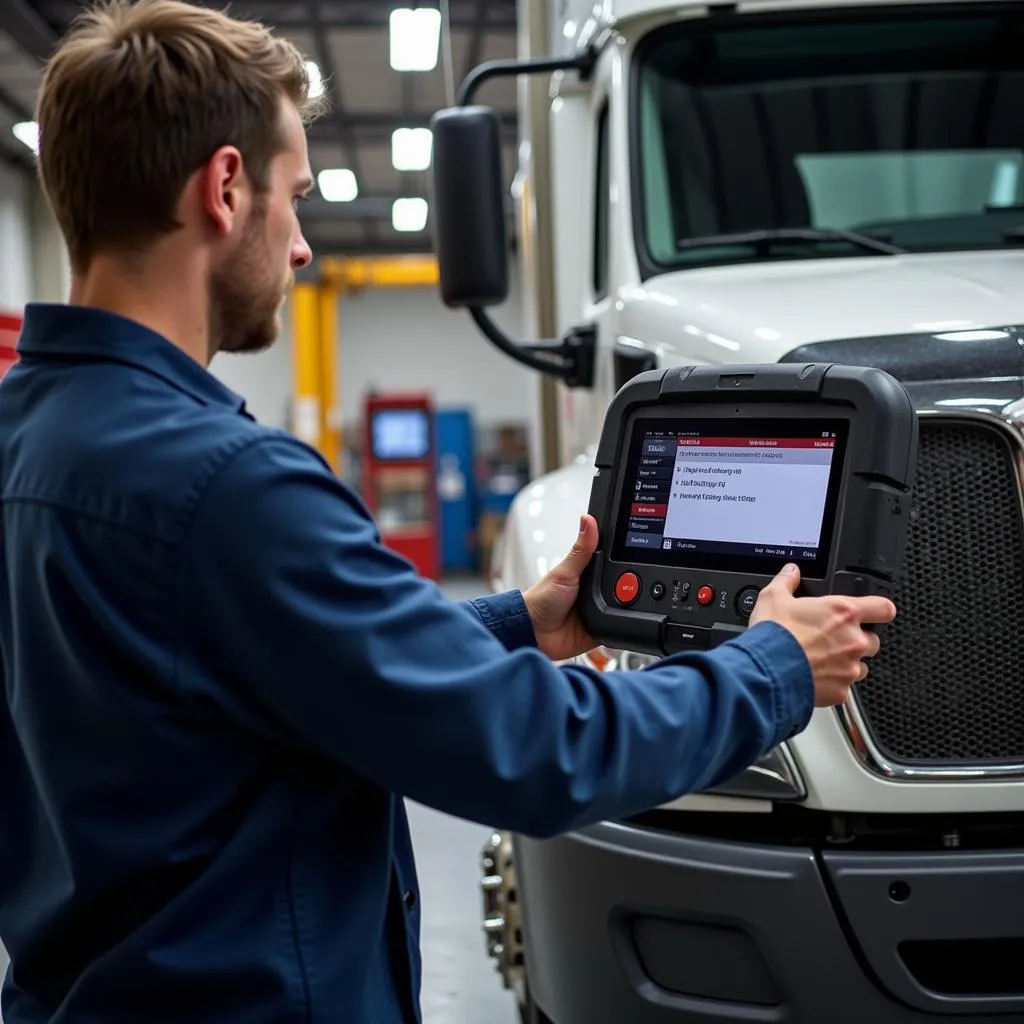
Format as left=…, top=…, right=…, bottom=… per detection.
left=853, top=418, right=1024, bottom=765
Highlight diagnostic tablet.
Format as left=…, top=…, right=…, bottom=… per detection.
left=578, top=363, right=918, bottom=656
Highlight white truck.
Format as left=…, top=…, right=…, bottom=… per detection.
left=428, top=0, right=1024, bottom=1021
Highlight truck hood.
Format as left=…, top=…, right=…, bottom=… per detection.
left=503, top=250, right=1024, bottom=592
left=619, top=250, right=1024, bottom=364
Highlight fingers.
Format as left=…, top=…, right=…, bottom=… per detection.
left=767, top=562, right=801, bottom=595
left=862, top=629, right=881, bottom=658
left=555, top=514, right=599, bottom=579
left=850, top=596, right=897, bottom=625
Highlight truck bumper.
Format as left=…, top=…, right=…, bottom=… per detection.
left=513, top=820, right=1024, bottom=1024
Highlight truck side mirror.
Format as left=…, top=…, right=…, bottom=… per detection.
left=429, top=105, right=508, bottom=309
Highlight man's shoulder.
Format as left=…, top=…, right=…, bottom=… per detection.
left=1, top=381, right=329, bottom=545
left=113, top=412, right=337, bottom=546
left=173, top=417, right=340, bottom=525
left=178, top=424, right=365, bottom=541
left=165, top=415, right=314, bottom=516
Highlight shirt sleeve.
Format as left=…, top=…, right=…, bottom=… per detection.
left=463, top=591, right=538, bottom=652
left=175, top=435, right=814, bottom=839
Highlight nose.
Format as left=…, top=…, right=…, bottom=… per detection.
left=291, top=229, right=313, bottom=270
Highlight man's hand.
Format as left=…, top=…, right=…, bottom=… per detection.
left=523, top=515, right=600, bottom=661
left=750, top=563, right=897, bottom=707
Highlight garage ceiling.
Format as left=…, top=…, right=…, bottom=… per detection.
left=0, top=0, right=520, bottom=256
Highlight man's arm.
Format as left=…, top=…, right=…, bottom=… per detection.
left=175, top=435, right=813, bottom=838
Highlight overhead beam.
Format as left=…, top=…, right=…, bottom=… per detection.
left=303, top=236, right=436, bottom=259
left=307, top=6, right=361, bottom=178
left=305, top=0, right=374, bottom=246
left=0, top=83, right=35, bottom=177
left=31, top=0, right=517, bottom=32
left=220, top=0, right=516, bottom=30
left=306, top=111, right=517, bottom=145
left=463, top=0, right=489, bottom=85
left=0, top=0, right=58, bottom=61
left=301, top=196, right=410, bottom=221
left=300, top=194, right=514, bottom=221
left=311, top=13, right=514, bottom=30
left=0, top=82, right=32, bottom=123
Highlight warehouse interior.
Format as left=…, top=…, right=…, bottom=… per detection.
left=0, top=1, right=528, bottom=1022
left=4, top=0, right=1024, bottom=1023
left=0, top=0, right=537, bottom=570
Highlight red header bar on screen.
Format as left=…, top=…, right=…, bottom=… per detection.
left=631, top=503, right=668, bottom=518
left=676, top=437, right=835, bottom=449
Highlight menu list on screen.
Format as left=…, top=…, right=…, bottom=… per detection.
left=623, top=423, right=840, bottom=562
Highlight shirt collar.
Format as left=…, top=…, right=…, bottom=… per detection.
left=17, top=302, right=248, bottom=414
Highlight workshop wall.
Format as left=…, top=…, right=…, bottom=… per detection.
left=210, top=265, right=534, bottom=435
left=0, top=168, right=72, bottom=310
left=210, top=304, right=297, bottom=429
left=0, top=162, right=32, bottom=310
left=30, top=186, right=71, bottom=304
left=335, top=267, right=530, bottom=425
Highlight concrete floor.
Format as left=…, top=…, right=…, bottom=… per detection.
left=409, top=801, right=520, bottom=1024
left=416, top=576, right=521, bottom=1023
left=0, top=576, right=521, bottom=1024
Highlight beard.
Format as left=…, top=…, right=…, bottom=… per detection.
left=208, top=198, right=290, bottom=357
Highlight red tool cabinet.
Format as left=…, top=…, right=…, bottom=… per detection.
left=362, top=392, right=439, bottom=580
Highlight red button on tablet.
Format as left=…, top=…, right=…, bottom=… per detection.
left=696, top=585, right=715, bottom=606
left=615, top=572, right=641, bottom=605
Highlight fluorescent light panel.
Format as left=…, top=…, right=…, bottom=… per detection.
left=392, top=198, right=428, bottom=232
left=305, top=61, right=325, bottom=100
left=389, top=8, right=441, bottom=71
left=12, top=121, right=38, bottom=154
left=318, top=168, right=358, bottom=203
left=392, top=128, right=433, bottom=171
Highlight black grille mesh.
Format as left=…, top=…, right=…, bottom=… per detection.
left=854, top=419, right=1024, bottom=764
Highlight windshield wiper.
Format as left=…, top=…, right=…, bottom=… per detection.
left=676, top=227, right=906, bottom=256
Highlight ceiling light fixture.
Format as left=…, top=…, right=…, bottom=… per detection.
left=318, top=168, right=358, bottom=203
left=392, top=197, right=428, bottom=232
left=305, top=61, right=325, bottom=100
left=389, top=8, right=441, bottom=71
left=12, top=121, right=39, bottom=154
left=391, top=128, right=433, bottom=172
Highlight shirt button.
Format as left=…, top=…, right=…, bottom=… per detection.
left=403, top=889, right=417, bottom=910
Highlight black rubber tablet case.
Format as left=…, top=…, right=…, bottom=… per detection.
left=578, top=363, right=919, bottom=657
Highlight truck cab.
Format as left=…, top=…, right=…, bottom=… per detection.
left=429, top=1, right=1024, bottom=1021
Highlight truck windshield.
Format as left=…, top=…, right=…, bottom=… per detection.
left=634, top=4, right=1024, bottom=271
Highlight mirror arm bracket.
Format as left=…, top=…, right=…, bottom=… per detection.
left=438, top=47, right=598, bottom=391
left=468, top=308, right=596, bottom=389
left=458, top=47, right=598, bottom=107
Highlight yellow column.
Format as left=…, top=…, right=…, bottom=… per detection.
left=290, top=282, right=323, bottom=453
left=290, top=257, right=439, bottom=474
left=318, top=283, right=340, bottom=474
left=290, top=281, right=341, bottom=473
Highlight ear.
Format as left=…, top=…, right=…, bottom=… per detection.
left=201, top=146, right=247, bottom=237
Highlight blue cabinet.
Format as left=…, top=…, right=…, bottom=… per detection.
left=435, top=408, right=479, bottom=575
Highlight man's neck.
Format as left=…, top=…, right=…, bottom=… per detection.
left=69, top=255, right=212, bottom=366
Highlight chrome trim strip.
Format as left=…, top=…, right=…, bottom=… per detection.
left=836, top=399, right=1024, bottom=781
left=706, top=741, right=807, bottom=800
left=836, top=695, right=1024, bottom=782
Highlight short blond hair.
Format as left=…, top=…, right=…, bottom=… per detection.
left=35, top=0, right=326, bottom=274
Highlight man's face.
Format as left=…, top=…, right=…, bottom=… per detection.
left=211, top=101, right=314, bottom=355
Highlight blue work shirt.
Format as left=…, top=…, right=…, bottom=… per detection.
left=0, top=303, right=813, bottom=1023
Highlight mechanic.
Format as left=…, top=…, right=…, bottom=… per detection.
left=0, top=1, right=896, bottom=1022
